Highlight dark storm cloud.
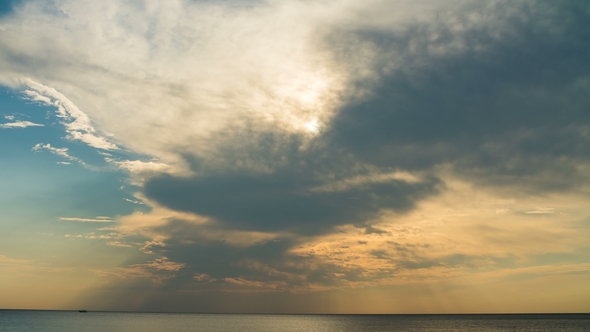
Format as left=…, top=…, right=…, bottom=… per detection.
left=143, top=0, right=590, bottom=238
left=145, top=150, right=441, bottom=234
left=328, top=0, right=590, bottom=190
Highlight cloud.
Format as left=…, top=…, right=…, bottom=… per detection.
left=131, top=0, right=590, bottom=296
left=1, top=0, right=590, bottom=311
left=90, top=256, right=186, bottom=287
left=144, top=166, right=441, bottom=234
left=0, top=120, right=43, bottom=128
left=0, top=255, right=30, bottom=264
left=133, top=257, right=185, bottom=272
left=310, top=170, right=423, bottom=193
left=193, top=273, right=215, bottom=283
left=325, top=0, right=590, bottom=192
left=32, top=143, right=89, bottom=167
left=90, top=256, right=185, bottom=284
left=59, top=217, right=114, bottom=223
left=21, top=79, right=118, bottom=150
left=526, top=208, right=556, bottom=214
left=106, top=241, right=132, bottom=248
left=107, top=158, right=174, bottom=184
left=0, top=0, right=361, bottom=174
left=124, top=198, right=145, bottom=205
left=64, top=234, right=83, bottom=238
left=33, top=143, right=71, bottom=159
left=111, top=160, right=171, bottom=175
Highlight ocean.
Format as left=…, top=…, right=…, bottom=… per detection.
left=0, top=311, right=589, bottom=331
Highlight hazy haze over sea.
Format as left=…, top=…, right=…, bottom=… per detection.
left=1, top=311, right=589, bottom=332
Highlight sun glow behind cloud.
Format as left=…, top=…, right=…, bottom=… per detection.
left=0, top=0, right=357, bottom=175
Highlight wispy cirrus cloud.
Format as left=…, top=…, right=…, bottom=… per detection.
left=0, top=255, right=31, bottom=264
left=526, top=208, right=556, bottom=214
left=32, top=143, right=88, bottom=167
left=21, top=79, right=118, bottom=151
left=59, top=217, right=114, bottom=223
left=106, top=241, right=132, bottom=248
left=0, top=120, right=43, bottom=128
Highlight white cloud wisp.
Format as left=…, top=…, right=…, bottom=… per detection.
left=22, top=79, right=118, bottom=151
left=0, top=120, right=43, bottom=128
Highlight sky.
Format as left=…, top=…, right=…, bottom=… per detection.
left=0, top=0, right=589, bottom=313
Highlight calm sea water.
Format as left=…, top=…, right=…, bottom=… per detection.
left=1, top=311, right=589, bottom=332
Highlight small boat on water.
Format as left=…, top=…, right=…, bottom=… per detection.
left=78, top=310, right=88, bottom=313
